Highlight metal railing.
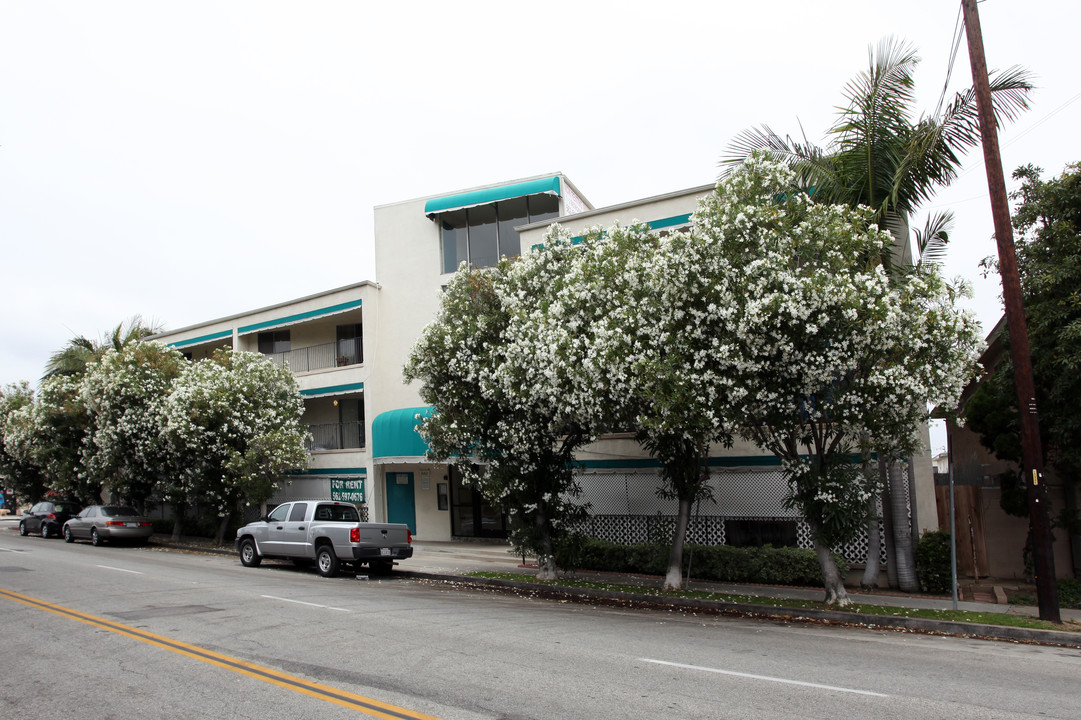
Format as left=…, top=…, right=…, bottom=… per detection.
left=264, top=338, right=362, bottom=373
left=308, top=421, right=365, bottom=451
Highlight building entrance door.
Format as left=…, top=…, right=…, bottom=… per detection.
left=385, top=472, right=416, bottom=534
left=449, top=466, right=507, bottom=538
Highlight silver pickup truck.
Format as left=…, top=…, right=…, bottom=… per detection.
left=235, top=500, right=413, bottom=578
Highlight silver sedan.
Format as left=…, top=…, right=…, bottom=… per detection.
left=63, top=505, right=154, bottom=546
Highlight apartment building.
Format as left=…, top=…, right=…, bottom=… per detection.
left=153, top=172, right=937, bottom=563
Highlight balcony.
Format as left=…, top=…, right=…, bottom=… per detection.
left=308, top=421, right=365, bottom=452
left=264, top=338, right=362, bottom=374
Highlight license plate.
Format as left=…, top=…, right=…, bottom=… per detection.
left=125, top=522, right=139, bottom=527
left=380, top=547, right=391, bottom=556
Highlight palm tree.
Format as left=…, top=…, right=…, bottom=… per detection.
left=723, top=37, right=1030, bottom=265
left=722, top=37, right=1032, bottom=592
left=43, top=315, right=162, bottom=379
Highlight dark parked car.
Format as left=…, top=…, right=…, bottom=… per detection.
left=20, top=501, right=83, bottom=538
left=63, top=506, right=154, bottom=546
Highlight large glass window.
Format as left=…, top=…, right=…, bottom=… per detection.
left=336, top=323, right=363, bottom=365
left=467, top=205, right=498, bottom=269
left=440, top=193, right=561, bottom=274
left=441, top=213, right=468, bottom=274
left=496, top=197, right=527, bottom=259
left=258, top=330, right=290, bottom=355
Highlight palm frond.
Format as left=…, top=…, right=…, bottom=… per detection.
left=913, top=210, right=954, bottom=266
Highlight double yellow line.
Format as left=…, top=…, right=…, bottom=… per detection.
left=0, top=587, right=443, bottom=719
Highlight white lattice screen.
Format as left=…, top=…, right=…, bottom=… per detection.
left=571, top=466, right=908, bottom=565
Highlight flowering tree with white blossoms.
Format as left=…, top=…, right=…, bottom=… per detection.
left=0, top=382, right=47, bottom=506
left=163, top=349, right=309, bottom=545
left=81, top=343, right=186, bottom=513
left=517, top=222, right=736, bottom=590
left=16, top=374, right=101, bottom=504
left=404, top=250, right=597, bottom=580
left=694, top=155, right=982, bottom=604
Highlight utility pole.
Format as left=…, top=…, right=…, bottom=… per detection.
left=962, top=0, right=1060, bottom=622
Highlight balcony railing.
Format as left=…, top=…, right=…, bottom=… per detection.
left=264, top=338, right=362, bottom=373
left=308, top=421, right=365, bottom=451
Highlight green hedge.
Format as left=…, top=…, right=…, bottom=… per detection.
left=915, top=530, right=953, bottom=594
left=1058, top=578, right=1081, bottom=609
left=557, top=536, right=847, bottom=587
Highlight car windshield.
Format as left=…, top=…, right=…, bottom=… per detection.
left=53, top=503, right=80, bottom=514
left=102, top=506, right=139, bottom=516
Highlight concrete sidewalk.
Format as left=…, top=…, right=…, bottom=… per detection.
left=403, top=540, right=1081, bottom=646
left=4, top=519, right=1078, bottom=644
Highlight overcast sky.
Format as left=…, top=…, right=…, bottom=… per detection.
left=2, top=1, right=1079, bottom=451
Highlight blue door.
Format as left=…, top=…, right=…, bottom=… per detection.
left=385, top=472, right=416, bottom=534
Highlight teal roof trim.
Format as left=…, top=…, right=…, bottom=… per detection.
left=648, top=213, right=692, bottom=230
left=293, top=467, right=367, bottom=476
left=575, top=455, right=782, bottom=470
left=300, top=382, right=364, bottom=397
left=568, top=213, right=693, bottom=244
left=238, top=299, right=363, bottom=335
left=372, top=406, right=435, bottom=459
left=167, top=330, right=233, bottom=349
left=424, top=176, right=561, bottom=216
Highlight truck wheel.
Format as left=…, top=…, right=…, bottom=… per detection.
left=239, top=538, right=262, bottom=567
left=316, top=545, right=340, bottom=578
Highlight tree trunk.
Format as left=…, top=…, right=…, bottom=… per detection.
left=888, top=460, right=919, bottom=592
left=170, top=503, right=185, bottom=543
left=535, top=501, right=557, bottom=581
left=879, top=460, right=898, bottom=588
left=214, top=515, right=229, bottom=547
left=809, top=521, right=849, bottom=605
left=664, top=498, right=692, bottom=591
left=861, top=512, right=882, bottom=588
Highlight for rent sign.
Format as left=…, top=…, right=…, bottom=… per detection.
left=330, top=478, right=365, bottom=503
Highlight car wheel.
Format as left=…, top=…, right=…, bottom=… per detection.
left=316, top=545, right=340, bottom=578
left=90, top=528, right=103, bottom=547
left=41, top=523, right=51, bottom=539
left=64, top=525, right=75, bottom=543
left=19, top=522, right=27, bottom=537
left=369, top=560, right=394, bottom=576
left=239, top=538, right=261, bottom=567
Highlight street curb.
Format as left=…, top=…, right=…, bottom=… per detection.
left=400, top=571, right=1081, bottom=648
left=14, top=527, right=1079, bottom=647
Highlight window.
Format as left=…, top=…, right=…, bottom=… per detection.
left=288, top=503, right=308, bottom=522
left=440, top=193, right=561, bottom=273
left=258, top=330, right=290, bottom=355
left=336, top=323, right=363, bottom=365
left=316, top=503, right=359, bottom=522
left=268, top=504, right=290, bottom=522
left=339, top=398, right=364, bottom=449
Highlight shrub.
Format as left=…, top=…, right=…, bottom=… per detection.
left=915, top=530, right=953, bottom=594
left=556, top=537, right=847, bottom=587
left=1058, top=578, right=1081, bottom=609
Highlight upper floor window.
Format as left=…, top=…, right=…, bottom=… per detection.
left=441, top=194, right=559, bottom=274
left=258, top=330, right=290, bottom=355
left=336, top=323, right=363, bottom=365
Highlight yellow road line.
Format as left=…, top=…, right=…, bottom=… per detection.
left=0, top=587, right=443, bottom=720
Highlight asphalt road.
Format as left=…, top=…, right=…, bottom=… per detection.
left=1, top=532, right=1079, bottom=719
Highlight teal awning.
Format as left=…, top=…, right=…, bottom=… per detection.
left=372, top=406, right=435, bottom=461
left=424, top=176, right=561, bottom=217
left=300, top=382, right=364, bottom=398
